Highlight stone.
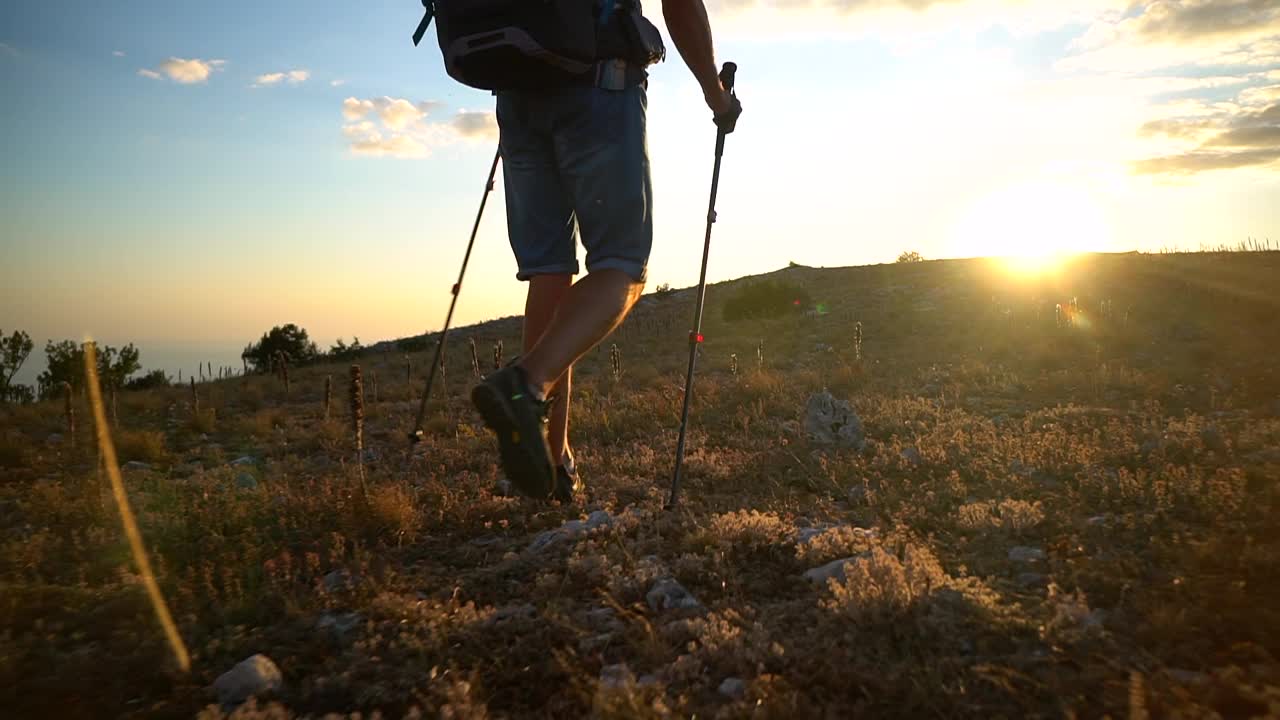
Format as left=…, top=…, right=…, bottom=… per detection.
left=586, top=510, right=613, bottom=530
left=803, top=555, right=864, bottom=585
left=804, top=390, right=865, bottom=449
left=213, top=654, right=282, bottom=707
left=121, top=461, right=152, bottom=472
left=317, top=612, right=362, bottom=643
left=1009, top=546, right=1046, bottom=563
left=646, top=577, right=701, bottom=612
left=599, top=663, right=634, bottom=690
left=45, top=433, right=64, bottom=446
left=322, top=569, right=357, bottom=594
left=585, top=607, right=624, bottom=632
left=1086, top=515, right=1108, bottom=526
left=900, top=446, right=923, bottom=465
left=579, top=633, right=614, bottom=653
left=230, top=456, right=255, bottom=466
left=718, top=677, right=746, bottom=700
left=235, top=472, right=258, bottom=490
left=637, top=674, right=660, bottom=688
left=528, top=512, right=613, bottom=552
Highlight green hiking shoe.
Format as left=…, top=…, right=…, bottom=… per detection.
left=471, top=364, right=556, bottom=499
left=553, top=456, right=584, bottom=504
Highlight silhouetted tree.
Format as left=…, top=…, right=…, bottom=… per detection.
left=897, top=250, right=924, bottom=263
left=241, top=324, right=319, bottom=373
left=0, top=329, right=34, bottom=403
left=37, top=340, right=140, bottom=399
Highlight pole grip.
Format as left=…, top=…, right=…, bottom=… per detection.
left=719, top=62, right=737, bottom=93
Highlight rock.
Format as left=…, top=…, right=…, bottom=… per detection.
left=900, top=446, right=923, bottom=465
left=1166, top=668, right=1209, bottom=685
left=494, top=478, right=513, bottom=496
left=121, top=461, right=152, bottom=472
left=1086, top=515, right=1108, bottom=526
left=813, top=343, right=833, bottom=353
left=585, top=607, right=624, bottom=632
left=718, top=677, right=746, bottom=700
left=487, top=603, right=536, bottom=625
left=796, top=527, right=824, bottom=545
left=637, top=674, right=660, bottom=688
left=646, top=577, right=701, bottom=612
left=45, top=433, right=64, bottom=446
left=317, top=612, right=362, bottom=643
left=230, top=456, right=255, bottom=466
left=803, top=555, right=863, bottom=585
left=804, top=390, right=865, bottom=449
left=579, top=633, right=614, bottom=653
left=1009, top=546, right=1046, bottom=563
left=322, top=569, right=357, bottom=594
left=586, top=510, right=613, bottom=530
left=235, top=472, right=258, bottom=490
left=599, top=663, right=634, bottom=689
left=1016, top=573, right=1049, bottom=589
left=213, top=654, right=282, bottom=707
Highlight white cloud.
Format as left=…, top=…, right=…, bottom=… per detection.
left=340, top=97, right=494, bottom=158
left=252, top=69, right=310, bottom=87
left=331, top=79, right=346, bottom=87
left=112, top=50, right=126, bottom=58
left=139, top=57, right=227, bottom=84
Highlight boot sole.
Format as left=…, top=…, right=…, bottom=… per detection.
left=471, top=382, right=554, bottom=499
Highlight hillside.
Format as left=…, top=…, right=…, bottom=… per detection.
left=2, top=251, right=1279, bottom=718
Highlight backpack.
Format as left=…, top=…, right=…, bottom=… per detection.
left=412, top=0, right=664, bottom=91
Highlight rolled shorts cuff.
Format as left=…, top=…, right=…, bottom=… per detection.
left=516, top=260, right=581, bottom=281
left=586, top=256, right=647, bottom=284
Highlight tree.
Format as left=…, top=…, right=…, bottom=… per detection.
left=328, top=336, right=364, bottom=362
left=897, top=251, right=924, bottom=263
left=126, top=369, right=171, bottom=390
left=0, top=329, right=33, bottom=404
left=242, top=324, right=319, bottom=373
left=36, top=340, right=141, bottom=399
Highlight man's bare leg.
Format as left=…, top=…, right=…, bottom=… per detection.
left=520, top=269, right=644, bottom=400
left=524, top=274, right=573, bottom=465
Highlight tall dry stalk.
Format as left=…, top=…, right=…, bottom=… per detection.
left=82, top=342, right=191, bottom=672
left=730, top=353, right=738, bottom=378
left=370, top=370, right=378, bottom=412
left=405, top=356, right=412, bottom=386
left=757, top=339, right=764, bottom=371
left=854, top=321, right=863, bottom=362
left=324, top=375, right=332, bottom=420
left=62, top=381, right=75, bottom=447
left=110, top=382, right=118, bottom=425
left=493, top=340, right=503, bottom=370
left=276, top=351, right=291, bottom=394
left=610, top=344, right=621, bottom=380
left=470, top=338, right=481, bottom=378
left=349, top=364, right=367, bottom=496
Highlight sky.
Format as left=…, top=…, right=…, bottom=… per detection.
left=2, top=0, right=1279, bottom=388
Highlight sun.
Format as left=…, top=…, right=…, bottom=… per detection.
left=949, top=181, right=1112, bottom=275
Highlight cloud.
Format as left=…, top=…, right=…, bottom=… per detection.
left=139, top=57, right=227, bottom=84
left=331, top=79, right=346, bottom=87
left=1135, top=102, right=1280, bottom=174
left=1124, top=0, right=1280, bottom=44
left=252, top=69, right=310, bottom=87
left=340, top=97, right=494, bottom=158
left=112, top=50, right=126, bottom=58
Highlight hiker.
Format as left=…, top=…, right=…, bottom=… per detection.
left=468, top=0, right=743, bottom=502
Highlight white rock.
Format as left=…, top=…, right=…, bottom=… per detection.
left=213, top=654, right=282, bottom=707
left=718, top=677, right=746, bottom=700
left=586, top=510, right=613, bottom=530
left=804, top=555, right=864, bottom=584
left=646, top=577, right=701, bottom=612
left=804, top=391, right=865, bottom=448
left=230, top=456, right=255, bottom=466
left=317, top=612, right=362, bottom=642
left=121, top=461, right=152, bottom=472
left=1008, top=546, right=1046, bottom=563
left=1086, top=515, right=1108, bottom=526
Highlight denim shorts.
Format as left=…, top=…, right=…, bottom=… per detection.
left=496, top=82, right=652, bottom=283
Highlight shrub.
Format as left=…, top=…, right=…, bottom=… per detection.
left=722, top=280, right=812, bottom=322
left=113, top=429, right=168, bottom=464
left=126, top=369, right=170, bottom=390
left=897, top=250, right=924, bottom=263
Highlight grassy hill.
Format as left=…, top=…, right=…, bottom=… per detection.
left=2, top=251, right=1279, bottom=718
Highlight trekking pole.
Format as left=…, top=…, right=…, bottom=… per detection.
left=409, top=147, right=501, bottom=443
left=667, top=62, right=741, bottom=509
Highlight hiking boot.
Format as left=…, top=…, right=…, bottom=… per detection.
left=553, top=456, right=584, bottom=503
left=471, top=364, right=556, bottom=499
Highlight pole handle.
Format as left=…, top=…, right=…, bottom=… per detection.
left=719, top=62, right=737, bottom=93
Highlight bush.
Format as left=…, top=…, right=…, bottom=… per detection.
left=113, top=430, right=168, bottom=465
left=897, top=251, right=924, bottom=263
left=722, top=280, right=812, bottom=322
left=126, top=369, right=170, bottom=390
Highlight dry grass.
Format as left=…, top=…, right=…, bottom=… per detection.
left=2, top=252, right=1279, bottom=718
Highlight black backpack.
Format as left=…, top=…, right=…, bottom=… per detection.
left=412, top=0, right=664, bottom=91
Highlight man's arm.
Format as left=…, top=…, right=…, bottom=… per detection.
left=661, top=0, right=732, bottom=116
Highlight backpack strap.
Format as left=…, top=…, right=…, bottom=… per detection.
left=412, top=0, right=435, bottom=47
